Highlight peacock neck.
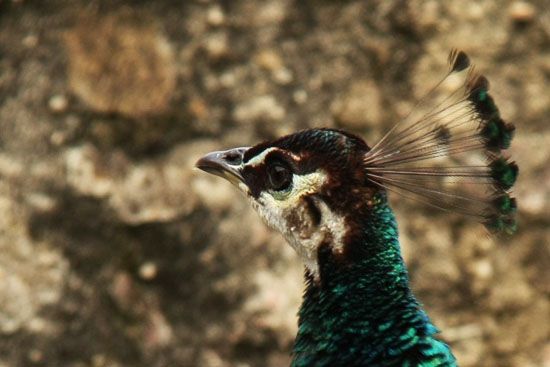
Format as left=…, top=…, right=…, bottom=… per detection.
left=291, top=194, right=457, bottom=366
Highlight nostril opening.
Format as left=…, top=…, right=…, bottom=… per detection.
left=224, top=151, right=243, bottom=165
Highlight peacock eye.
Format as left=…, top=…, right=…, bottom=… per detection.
left=266, top=161, right=293, bottom=191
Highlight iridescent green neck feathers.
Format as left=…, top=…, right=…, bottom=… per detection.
left=291, top=193, right=457, bottom=367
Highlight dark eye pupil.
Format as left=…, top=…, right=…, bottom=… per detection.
left=268, top=163, right=292, bottom=191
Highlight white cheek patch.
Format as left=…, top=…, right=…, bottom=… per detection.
left=248, top=170, right=348, bottom=279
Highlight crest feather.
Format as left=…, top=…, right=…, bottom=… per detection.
left=363, top=50, right=518, bottom=234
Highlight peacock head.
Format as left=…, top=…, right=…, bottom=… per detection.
left=196, top=128, right=380, bottom=276
left=196, top=50, right=520, bottom=277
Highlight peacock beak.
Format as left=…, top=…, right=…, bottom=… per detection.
left=195, top=147, right=249, bottom=187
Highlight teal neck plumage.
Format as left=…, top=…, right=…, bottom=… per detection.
left=291, top=193, right=457, bottom=367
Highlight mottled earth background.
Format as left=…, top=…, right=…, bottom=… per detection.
left=0, top=1, right=549, bottom=366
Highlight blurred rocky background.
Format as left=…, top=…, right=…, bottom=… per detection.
left=0, top=1, right=548, bottom=366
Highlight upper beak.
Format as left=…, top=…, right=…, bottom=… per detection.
left=195, top=147, right=249, bottom=186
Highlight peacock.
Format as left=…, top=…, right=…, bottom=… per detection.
left=196, top=50, right=517, bottom=366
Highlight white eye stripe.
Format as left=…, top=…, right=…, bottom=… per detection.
left=245, top=147, right=301, bottom=167
left=246, top=147, right=278, bottom=167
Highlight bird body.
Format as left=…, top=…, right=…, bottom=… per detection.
left=196, top=50, right=517, bottom=366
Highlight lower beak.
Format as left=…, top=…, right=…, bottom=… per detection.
left=195, top=147, right=249, bottom=186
